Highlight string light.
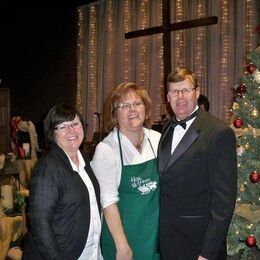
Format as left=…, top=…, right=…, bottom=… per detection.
left=123, top=0, right=131, bottom=80
left=247, top=223, right=253, bottom=229
left=173, top=0, right=185, bottom=69
left=105, top=0, right=114, bottom=86
left=194, top=1, right=206, bottom=93
left=220, top=0, right=231, bottom=122
left=88, top=4, right=98, bottom=138
left=137, top=0, right=149, bottom=86
left=76, top=1, right=258, bottom=141
left=245, top=0, right=255, bottom=54
left=76, top=8, right=84, bottom=115
left=158, top=0, right=164, bottom=121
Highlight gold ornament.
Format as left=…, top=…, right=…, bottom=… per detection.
left=239, top=185, right=245, bottom=192
left=251, top=108, right=259, bottom=118
left=253, top=68, right=260, bottom=83
left=232, top=103, right=239, bottom=110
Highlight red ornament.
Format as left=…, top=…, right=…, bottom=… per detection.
left=247, top=63, right=256, bottom=74
left=250, top=171, right=259, bottom=183
left=233, top=118, right=243, bottom=128
left=236, top=84, right=246, bottom=96
left=245, top=235, right=257, bottom=247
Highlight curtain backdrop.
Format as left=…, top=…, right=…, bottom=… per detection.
left=76, top=0, right=259, bottom=142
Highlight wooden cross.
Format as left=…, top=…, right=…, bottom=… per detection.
left=125, top=0, right=218, bottom=93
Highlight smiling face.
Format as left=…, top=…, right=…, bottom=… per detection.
left=167, top=78, right=200, bottom=120
left=54, top=115, right=84, bottom=155
left=115, top=90, right=145, bottom=136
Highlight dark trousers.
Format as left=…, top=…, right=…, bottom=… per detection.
left=160, top=240, right=227, bottom=260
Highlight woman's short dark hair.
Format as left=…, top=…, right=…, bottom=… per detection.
left=44, top=103, right=86, bottom=144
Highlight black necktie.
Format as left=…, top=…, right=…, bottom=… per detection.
left=171, top=109, right=198, bottom=129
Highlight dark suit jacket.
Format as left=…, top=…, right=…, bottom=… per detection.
left=158, top=109, right=237, bottom=260
left=22, top=144, right=101, bottom=260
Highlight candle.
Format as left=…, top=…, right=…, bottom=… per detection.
left=1, top=185, right=13, bottom=209
left=0, top=199, right=5, bottom=217
left=22, top=143, right=30, bottom=157
left=0, top=154, right=5, bottom=169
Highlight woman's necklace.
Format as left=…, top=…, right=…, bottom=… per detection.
left=133, top=132, right=145, bottom=151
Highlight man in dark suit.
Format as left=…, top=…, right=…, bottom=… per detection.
left=158, top=68, right=237, bottom=260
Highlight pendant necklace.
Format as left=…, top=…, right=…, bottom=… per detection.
left=133, top=132, right=144, bottom=151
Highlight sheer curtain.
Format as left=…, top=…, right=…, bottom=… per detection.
left=76, top=0, right=259, bottom=141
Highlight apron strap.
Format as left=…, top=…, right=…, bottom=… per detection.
left=117, top=130, right=124, bottom=166
left=147, top=138, right=156, bottom=158
left=117, top=129, right=157, bottom=165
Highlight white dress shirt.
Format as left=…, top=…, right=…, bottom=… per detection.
left=91, top=127, right=161, bottom=209
left=66, top=150, right=103, bottom=260
left=171, top=107, right=198, bottom=153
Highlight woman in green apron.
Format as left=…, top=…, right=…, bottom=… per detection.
left=91, top=82, right=161, bottom=260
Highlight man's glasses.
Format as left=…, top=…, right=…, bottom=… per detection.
left=115, top=101, right=144, bottom=110
left=55, top=121, right=82, bottom=132
left=168, top=87, right=196, bottom=97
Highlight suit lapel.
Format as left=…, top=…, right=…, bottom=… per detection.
left=164, top=128, right=199, bottom=172
left=158, top=121, right=173, bottom=174
left=159, top=110, right=205, bottom=174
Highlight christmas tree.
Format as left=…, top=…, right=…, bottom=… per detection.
left=227, top=45, right=260, bottom=259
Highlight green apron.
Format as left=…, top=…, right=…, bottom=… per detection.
left=101, top=131, right=160, bottom=260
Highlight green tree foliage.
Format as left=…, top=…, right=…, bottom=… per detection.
left=227, top=46, right=260, bottom=259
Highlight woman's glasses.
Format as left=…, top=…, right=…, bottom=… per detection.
left=115, top=101, right=144, bottom=111
left=55, top=121, right=82, bottom=132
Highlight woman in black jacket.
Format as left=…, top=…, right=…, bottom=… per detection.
left=22, top=103, right=102, bottom=260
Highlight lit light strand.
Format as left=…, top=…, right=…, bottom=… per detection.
left=220, top=0, right=230, bottom=122
left=76, top=8, right=84, bottom=114
left=158, top=0, right=165, bottom=121
left=105, top=0, right=114, bottom=86
left=76, top=1, right=258, bottom=141
left=137, top=0, right=149, bottom=86
left=123, top=0, right=131, bottom=80
left=174, top=0, right=185, bottom=69
left=87, top=5, right=98, bottom=140
left=245, top=0, right=254, bottom=54
left=194, top=1, right=206, bottom=93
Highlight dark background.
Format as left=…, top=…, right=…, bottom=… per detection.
left=0, top=1, right=95, bottom=144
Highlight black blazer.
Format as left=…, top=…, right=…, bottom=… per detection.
left=22, top=144, right=101, bottom=260
left=158, top=109, right=237, bottom=260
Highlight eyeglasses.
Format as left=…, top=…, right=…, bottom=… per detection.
left=168, top=87, right=196, bottom=97
left=115, top=101, right=144, bottom=110
left=55, top=121, right=82, bottom=132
